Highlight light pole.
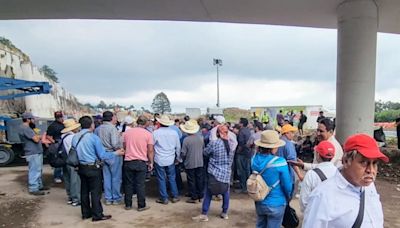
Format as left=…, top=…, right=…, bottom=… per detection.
left=213, top=58, right=222, bottom=108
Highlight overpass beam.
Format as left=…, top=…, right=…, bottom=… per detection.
left=336, top=0, right=378, bottom=144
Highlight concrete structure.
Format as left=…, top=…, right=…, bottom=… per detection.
left=1, top=0, right=398, bottom=143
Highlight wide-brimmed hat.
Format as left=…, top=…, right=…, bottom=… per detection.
left=280, top=124, right=298, bottom=134
left=180, top=120, right=200, bottom=134
left=156, top=115, right=174, bottom=126
left=255, top=130, right=286, bottom=148
left=124, top=116, right=135, bottom=125
left=344, top=133, right=389, bottom=163
left=214, top=115, right=225, bottom=124
left=61, top=119, right=81, bottom=133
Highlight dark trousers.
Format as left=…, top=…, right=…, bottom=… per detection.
left=124, top=160, right=147, bottom=208
left=175, top=163, right=184, bottom=193
left=236, top=154, right=251, bottom=192
left=186, top=167, right=204, bottom=200
left=78, top=165, right=103, bottom=219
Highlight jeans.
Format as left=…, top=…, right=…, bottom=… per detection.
left=78, top=165, right=104, bottom=219
left=175, top=163, right=184, bottom=193
left=186, top=167, right=204, bottom=200
left=155, top=163, right=179, bottom=200
left=255, top=203, right=286, bottom=228
left=26, top=153, right=43, bottom=192
left=63, top=165, right=81, bottom=203
left=236, top=154, right=251, bottom=191
left=202, top=184, right=230, bottom=215
left=124, top=160, right=147, bottom=208
left=53, top=167, right=63, bottom=180
left=103, top=155, right=123, bottom=202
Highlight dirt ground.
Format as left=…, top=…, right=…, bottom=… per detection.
left=0, top=165, right=399, bottom=228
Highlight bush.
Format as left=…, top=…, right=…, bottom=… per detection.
left=375, top=110, right=400, bottom=122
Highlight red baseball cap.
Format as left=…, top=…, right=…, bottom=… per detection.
left=344, top=134, right=389, bottom=163
left=314, top=140, right=335, bottom=159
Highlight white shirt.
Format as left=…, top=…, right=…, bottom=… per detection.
left=300, top=162, right=338, bottom=212
left=302, top=171, right=384, bottom=228
left=303, top=135, right=344, bottom=170
left=209, top=126, right=238, bottom=153
left=61, top=133, right=75, bottom=154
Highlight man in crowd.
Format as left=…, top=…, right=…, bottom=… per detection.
left=316, top=111, right=325, bottom=123
left=46, top=111, right=65, bottom=183
left=180, top=120, right=204, bottom=203
left=291, top=118, right=343, bottom=171
left=19, top=112, right=49, bottom=195
left=298, top=110, right=307, bottom=135
left=235, top=118, right=252, bottom=193
left=74, top=116, right=124, bottom=222
left=303, top=134, right=388, bottom=227
left=299, top=141, right=337, bottom=212
left=61, top=119, right=81, bottom=206
left=153, top=115, right=181, bottom=204
left=123, top=115, right=154, bottom=211
left=95, top=111, right=124, bottom=205
left=276, top=110, right=284, bottom=127
left=247, top=121, right=263, bottom=156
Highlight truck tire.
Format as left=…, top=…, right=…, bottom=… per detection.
left=0, top=146, right=15, bottom=166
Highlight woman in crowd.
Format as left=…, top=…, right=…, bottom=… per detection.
left=251, top=130, right=293, bottom=228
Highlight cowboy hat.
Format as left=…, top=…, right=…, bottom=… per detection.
left=61, top=119, right=81, bottom=134
left=156, top=115, right=174, bottom=126
left=280, top=124, right=298, bottom=134
left=180, top=120, right=200, bottom=134
left=255, top=130, right=286, bottom=149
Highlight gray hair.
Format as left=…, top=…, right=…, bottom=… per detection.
left=342, top=150, right=358, bottom=164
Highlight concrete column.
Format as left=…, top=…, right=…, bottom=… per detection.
left=336, top=0, right=378, bottom=144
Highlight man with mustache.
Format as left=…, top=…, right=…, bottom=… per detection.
left=302, top=134, right=388, bottom=227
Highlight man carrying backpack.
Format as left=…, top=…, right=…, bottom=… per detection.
left=299, top=141, right=337, bottom=212
left=61, top=119, right=81, bottom=206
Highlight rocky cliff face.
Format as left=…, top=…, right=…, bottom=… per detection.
left=0, top=42, right=88, bottom=118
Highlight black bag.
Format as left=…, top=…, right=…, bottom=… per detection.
left=47, top=134, right=69, bottom=168
left=66, top=132, right=89, bottom=168
left=282, top=204, right=299, bottom=228
left=208, top=173, right=229, bottom=195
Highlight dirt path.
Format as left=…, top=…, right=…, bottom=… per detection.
left=0, top=165, right=399, bottom=227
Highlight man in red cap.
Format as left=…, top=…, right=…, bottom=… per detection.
left=299, top=140, right=337, bottom=212
left=303, top=134, right=388, bottom=227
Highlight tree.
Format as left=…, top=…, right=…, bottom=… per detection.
left=39, top=65, right=59, bottom=83
left=97, top=100, right=107, bottom=109
left=151, top=92, right=171, bottom=114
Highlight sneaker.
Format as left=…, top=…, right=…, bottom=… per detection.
left=67, top=199, right=73, bottom=204
left=137, top=206, right=150, bottom=212
left=220, top=213, right=229, bottom=220
left=71, top=202, right=81, bottom=207
left=155, top=199, right=169, bottom=205
left=112, top=200, right=122, bottom=205
left=124, top=206, right=133, bottom=210
left=192, top=214, right=209, bottom=222
left=105, top=201, right=113, bottom=205
left=29, top=191, right=45, bottom=196
left=186, top=198, right=198, bottom=204
left=54, top=178, right=62, bottom=184
left=171, top=197, right=180, bottom=203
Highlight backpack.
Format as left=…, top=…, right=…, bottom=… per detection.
left=247, top=156, right=281, bottom=201
left=47, top=134, right=70, bottom=168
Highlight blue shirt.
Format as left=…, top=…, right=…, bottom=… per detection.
left=251, top=153, right=292, bottom=207
left=204, top=138, right=235, bottom=184
left=153, top=127, right=181, bottom=166
left=277, top=135, right=297, bottom=182
left=72, top=129, right=115, bottom=165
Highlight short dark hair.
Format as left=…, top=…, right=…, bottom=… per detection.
left=319, top=118, right=334, bottom=132
left=102, top=111, right=113, bottom=121
left=320, top=156, right=332, bottom=162
left=22, top=118, right=29, bottom=123
left=175, top=119, right=180, bottom=123
left=240, top=118, right=249, bottom=127
left=79, top=116, right=93, bottom=129
left=255, top=122, right=263, bottom=131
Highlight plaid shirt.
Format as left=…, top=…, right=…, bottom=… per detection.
left=204, top=138, right=235, bottom=184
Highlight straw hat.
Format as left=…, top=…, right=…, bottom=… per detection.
left=180, top=120, right=200, bottom=134
left=255, top=130, right=286, bottom=148
left=280, top=124, right=298, bottom=134
left=156, top=115, right=174, bottom=126
left=61, top=119, right=81, bottom=133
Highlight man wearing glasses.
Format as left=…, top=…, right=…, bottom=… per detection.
left=302, top=134, right=387, bottom=227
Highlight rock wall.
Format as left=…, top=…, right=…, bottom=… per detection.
left=0, top=43, right=88, bottom=118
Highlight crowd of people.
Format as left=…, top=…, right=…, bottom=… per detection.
left=18, top=110, right=388, bottom=227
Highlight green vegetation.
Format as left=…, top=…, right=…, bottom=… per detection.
left=375, top=100, right=400, bottom=122
left=39, top=65, right=59, bottom=83
left=151, top=92, right=171, bottom=114
left=0, top=36, right=30, bottom=61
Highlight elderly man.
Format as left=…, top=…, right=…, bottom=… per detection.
left=94, top=111, right=124, bottom=205
left=299, top=141, right=337, bottom=212
left=291, top=118, right=344, bottom=171
left=303, top=134, right=388, bottom=227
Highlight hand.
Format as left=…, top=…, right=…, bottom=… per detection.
left=287, top=158, right=305, bottom=169
left=116, top=149, right=125, bottom=156
left=148, top=163, right=154, bottom=171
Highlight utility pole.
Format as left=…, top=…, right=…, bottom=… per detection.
left=213, top=58, right=222, bottom=108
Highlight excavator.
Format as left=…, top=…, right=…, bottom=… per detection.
left=0, top=76, right=51, bottom=166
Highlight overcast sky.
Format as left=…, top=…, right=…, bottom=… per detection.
left=1, top=20, right=399, bottom=112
